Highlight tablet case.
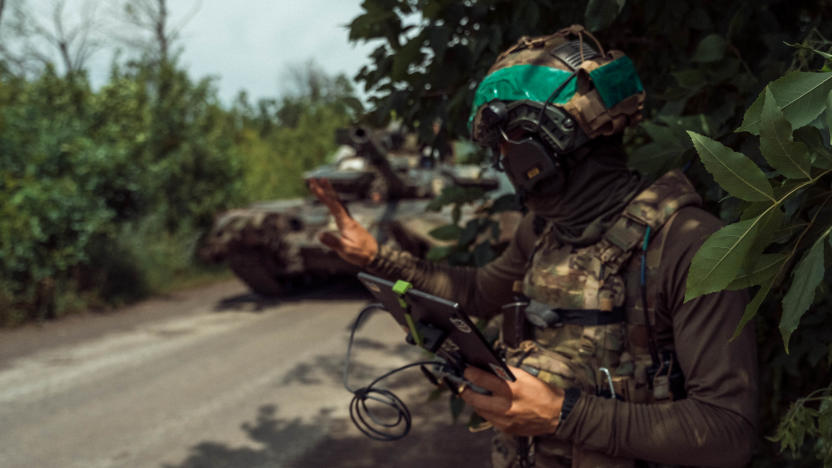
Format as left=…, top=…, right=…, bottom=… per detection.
left=358, top=272, right=515, bottom=382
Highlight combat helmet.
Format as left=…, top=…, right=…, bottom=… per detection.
left=469, top=25, right=645, bottom=193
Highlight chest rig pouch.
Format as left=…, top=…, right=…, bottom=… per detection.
left=494, top=170, right=702, bottom=468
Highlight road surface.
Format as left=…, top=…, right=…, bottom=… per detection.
left=0, top=279, right=491, bottom=467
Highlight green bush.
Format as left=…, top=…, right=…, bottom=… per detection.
left=0, top=52, right=361, bottom=324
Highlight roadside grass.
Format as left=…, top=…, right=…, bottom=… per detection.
left=0, top=216, right=234, bottom=328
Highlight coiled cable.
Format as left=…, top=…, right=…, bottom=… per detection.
left=343, top=302, right=438, bottom=441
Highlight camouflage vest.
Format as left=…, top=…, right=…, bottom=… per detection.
left=493, top=170, right=702, bottom=468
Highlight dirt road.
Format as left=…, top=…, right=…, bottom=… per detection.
left=0, top=279, right=491, bottom=467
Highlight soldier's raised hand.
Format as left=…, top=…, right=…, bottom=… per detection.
left=308, top=178, right=379, bottom=267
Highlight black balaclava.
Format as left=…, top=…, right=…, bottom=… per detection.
left=522, top=136, right=647, bottom=246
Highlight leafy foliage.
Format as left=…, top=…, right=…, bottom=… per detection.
left=0, top=59, right=241, bottom=321
left=0, top=47, right=357, bottom=324
left=425, top=186, right=520, bottom=267
left=769, top=384, right=832, bottom=467
left=683, top=72, right=832, bottom=354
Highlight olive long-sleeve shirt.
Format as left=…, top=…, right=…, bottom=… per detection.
left=367, top=207, right=757, bottom=467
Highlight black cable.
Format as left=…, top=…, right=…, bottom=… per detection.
left=343, top=303, right=439, bottom=441
left=532, top=70, right=578, bottom=135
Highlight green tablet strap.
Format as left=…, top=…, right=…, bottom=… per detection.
left=393, top=280, right=422, bottom=347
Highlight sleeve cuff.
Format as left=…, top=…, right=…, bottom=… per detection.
left=366, top=243, right=397, bottom=272
left=554, top=391, right=590, bottom=439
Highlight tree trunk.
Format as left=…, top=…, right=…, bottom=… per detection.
left=155, top=0, right=168, bottom=62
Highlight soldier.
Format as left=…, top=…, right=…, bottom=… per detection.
left=309, top=25, right=756, bottom=468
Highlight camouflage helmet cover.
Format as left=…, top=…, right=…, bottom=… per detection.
left=470, top=25, right=646, bottom=148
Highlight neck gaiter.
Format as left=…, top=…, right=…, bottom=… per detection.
left=523, top=141, right=647, bottom=246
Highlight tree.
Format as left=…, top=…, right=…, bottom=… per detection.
left=0, top=0, right=101, bottom=76
left=0, top=0, right=243, bottom=322
left=276, top=60, right=364, bottom=128
left=111, top=0, right=201, bottom=63
left=348, top=0, right=829, bottom=145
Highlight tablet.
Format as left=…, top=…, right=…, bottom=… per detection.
left=358, top=272, right=515, bottom=382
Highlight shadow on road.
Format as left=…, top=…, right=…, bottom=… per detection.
left=213, top=275, right=372, bottom=314
left=165, top=400, right=492, bottom=468
left=165, top=325, right=492, bottom=468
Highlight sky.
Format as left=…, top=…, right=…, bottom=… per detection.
left=11, top=0, right=379, bottom=105
left=165, top=0, right=378, bottom=104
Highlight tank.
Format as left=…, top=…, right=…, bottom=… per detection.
left=200, top=126, right=519, bottom=296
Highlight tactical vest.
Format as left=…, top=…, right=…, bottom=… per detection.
left=493, top=170, right=702, bottom=468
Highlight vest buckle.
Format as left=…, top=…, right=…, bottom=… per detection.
left=524, top=300, right=563, bottom=328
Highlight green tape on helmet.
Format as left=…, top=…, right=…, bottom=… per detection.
left=470, top=27, right=647, bottom=151
left=589, top=56, right=644, bottom=109
left=469, top=65, right=577, bottom=127
left=470, top=58, right=644, bottom=127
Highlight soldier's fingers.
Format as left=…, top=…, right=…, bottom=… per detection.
left=464, top=366, right=512, bottom=398
left=320, top=178, right=339, bottom=198
left=318, top=231, right=345, bottom=252
left=307, top=178, right=328, bottom=198
left=310, top=178, right=353, bottom=224
left=317, top=178, right=342, bottom=205
left=309, top=178, right=338, bottom=205
left=460, top=387, right=511, bottom=414
left=467, top=407, right=509, bottom=428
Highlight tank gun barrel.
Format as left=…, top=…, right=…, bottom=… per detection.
left=335, top=126, right=407, bottom=199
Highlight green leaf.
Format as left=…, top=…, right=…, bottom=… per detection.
left=427, top=26, right=451, bottom=62
left=685, top=215, right=766, bottom=302
left=738, top=72, right=832, bottom=135
left=754, top=204, right=785, bottom=256
left=828, top=343, right=832, bottom=368
left=490, top=194, right=521, bottom=213
left=794, top=126, right=832, bottom=169
left=426, top=245, right=453, bottom=262
left=429, top=224, right=462, bottom=241
left=692, top=34, right=727, bottom=63
left=732, top=274, right=775, bottom=340
left=449, top=250, right=472, bottom=265
left=728, top=253, right=788, bottom=290
left=458, top=219, right=479, bottom=246
left=759, top=87, right=812, bottom=179
left=426, top=386, right=445, bottom=402
left=630, top=120, right=691, bottom=175
left=740, top=201, right=769, bottom=220
left=584, top=0, right=626, bottom=32
left=672, top=69, right=707, bottom=91
left=826, top=90, right=832, bottom=146
left=628, top=142, right=684, bottom=176
left=391, top=33, right=425, bottom=81
left=770, top=224, right=804, bottom=245
left=687, top=131, right=774, bottom=202
left=473, top=242, right=496, bottom=267
left=780, top=236, right=827, bottom=352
